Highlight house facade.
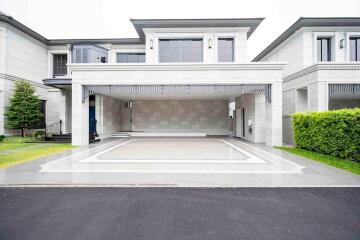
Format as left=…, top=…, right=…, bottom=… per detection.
left=0, top=13, right=286, bottom=146
left=253, top=18, right=360, bottom=144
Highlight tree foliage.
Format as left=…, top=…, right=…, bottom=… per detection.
left=5, top=81, right=43, bottom=137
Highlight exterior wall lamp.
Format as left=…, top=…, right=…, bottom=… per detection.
left=208, top=39, right=213, bottom=49
left=340, top=39, right=345, bottom=49
left=150, top=39, right=153, bottom=49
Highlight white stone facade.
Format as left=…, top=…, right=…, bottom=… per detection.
left=0, top=15, right=288, bottom=147
left=254, top=18, right=360, bottom=144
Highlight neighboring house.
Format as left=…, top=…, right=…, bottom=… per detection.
left=253, top=17, right=360, bottom=144
left=0, top=12, right=285, bottom=147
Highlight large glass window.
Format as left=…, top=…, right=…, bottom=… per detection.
left=159, top=39, right=203, bottom=63
left=317, top=37, right=332, bottom=62
left=37, top=100, right=46, bottom=129
left=72, top=44, right=108, bottom=63
left=218, top=38, right=234, bottom=62
left=350, top=37, right=360, bottom=61
left=53, top=54, right=67, bottom=77
left=117, top=53, right=145, bottom=63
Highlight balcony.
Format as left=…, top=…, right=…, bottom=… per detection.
left=67, top=62, right=286, bottom=86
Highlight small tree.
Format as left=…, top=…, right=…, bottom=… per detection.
left=5, top=81, right=43, bottom=137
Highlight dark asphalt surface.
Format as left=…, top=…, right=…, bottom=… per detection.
left=0, top=188, right=359, bottom=240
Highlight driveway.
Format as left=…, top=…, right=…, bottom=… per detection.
left=0, top=187, right=359, bottom=240
left=0, top=137, right=359, bottom=187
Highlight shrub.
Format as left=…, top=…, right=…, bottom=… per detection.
left=33, top=130, right=45, bottom=140
left=0, top=135, right=5, bottom=142
left=292, top=108, right=360, bottom=161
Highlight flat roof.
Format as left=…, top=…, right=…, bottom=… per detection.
left=252, top=17, right=360, bottom=61
left=131, top=18, right=264, bottom=39
left=0, top=12, right=264, bottom=46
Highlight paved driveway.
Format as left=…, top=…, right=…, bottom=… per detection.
left=0, top=187, right=359, bottom=240
left=0, top=137, right=359, bottom=187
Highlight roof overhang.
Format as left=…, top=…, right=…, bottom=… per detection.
left=48, top=38, right=144, bottom=46
left=43, top=78, right=72, bottom=90
left=130, top=18, right=264, bottom=39
left=0, top=12, right=48, bottom=44
left=253, top=17, right=360, bottom=61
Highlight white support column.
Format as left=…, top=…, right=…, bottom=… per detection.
left=265, top=82, right=283, bottom=147
left=308, top=82, right=328, bottom=111
left=0, top=89, right=4, bottom=135
left=58, top=90, right=67, bottom=133
left=72, top=83, right=89, bottom=146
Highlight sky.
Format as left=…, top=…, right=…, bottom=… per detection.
left=0, top=0, right=359, bottom=60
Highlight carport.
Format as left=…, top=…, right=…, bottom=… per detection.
left=68, top=63, right=284, bottom=146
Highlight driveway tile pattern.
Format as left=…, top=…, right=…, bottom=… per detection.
left=0, top=137, right=359, bottom=187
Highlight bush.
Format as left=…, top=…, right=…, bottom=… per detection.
left=33, top=130, right=45, bottom=140
left=0, top=135, right=5, bottom=142
left=292, top=108, right=360, bottom=161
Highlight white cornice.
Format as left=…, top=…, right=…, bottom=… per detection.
left=283, top=63, right=360, bottom=82
left=68, top=62, right=287, bottom=72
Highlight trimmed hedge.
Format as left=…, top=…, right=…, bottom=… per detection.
left=293, top=108, right=360, bottom=161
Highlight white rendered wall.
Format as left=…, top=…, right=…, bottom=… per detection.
left=235, top=93, right=266, bottom=143
left=262, top=32, right=304, bottom=76
left=265, top=82, right=283, bottom=146
left=1, top=24, right=48, bottom=83
left=132, top=100, right=229, bottom=135
left=144, top=28, right=248, bottom=64
left=72, top=83, right=89, bottom=146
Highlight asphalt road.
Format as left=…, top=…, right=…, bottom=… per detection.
left=0, top=187, right=359, bottom=240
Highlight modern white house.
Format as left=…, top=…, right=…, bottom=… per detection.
left=2, top=13, right=358, bottom=147
left=0, top=13, right=285, bottom=146
left=253, top=17, right=360, bottom=144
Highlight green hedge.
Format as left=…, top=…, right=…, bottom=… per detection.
left=292, top=108, right=360, bottom=161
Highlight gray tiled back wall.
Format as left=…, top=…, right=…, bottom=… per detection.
left=132, top=100, right=229, bottom=135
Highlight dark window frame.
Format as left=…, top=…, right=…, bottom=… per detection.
left=37, top=100, right=46, bottom=129
left=350, top=37, right=360, bottom=61
left=218, top=37, right=234, bottom=62
left=158, top=38, right=203, bottom=63
left=53, top=54, right=67, bottom=77
left=317, top=37, right=332, bottom=62
left=116, top=52, right=145, bottom=63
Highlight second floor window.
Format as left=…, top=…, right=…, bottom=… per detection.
left=317, top=37, right=332, bottom=62
left=350, top=37, right=360, bottom=61
left=72, top=44, right=108, bottom=63
left=218, top=38, right=234, bottom=62
left=159, top=39, right=203, bottom=63
left=53, top=54, right=67, bottom=77
left=117, top=53, right=145, bottom=63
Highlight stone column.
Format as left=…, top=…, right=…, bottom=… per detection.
left=308, top=82, right=328, bottom=111
left=72, top=83, right=89, bottom=146
left=265, top=82, right=283, bottom=147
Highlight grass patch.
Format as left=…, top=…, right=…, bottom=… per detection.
left=0, top=142, right=75, bottom=169
left=277, top=147, right=360, bottom=175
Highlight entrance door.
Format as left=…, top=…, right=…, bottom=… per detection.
left=121, top=101, right=132, bottom=131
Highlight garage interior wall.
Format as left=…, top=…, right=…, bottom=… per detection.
left=132, top=100, right=229, bottom=135
left=235, top=93, right=266, bottom=143
left=96, top=95, right=122, bottom=139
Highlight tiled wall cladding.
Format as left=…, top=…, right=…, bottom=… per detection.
left=132, top=100, right=228, bottom=132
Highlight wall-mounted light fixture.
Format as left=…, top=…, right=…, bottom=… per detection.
left=150, top=39, right=153, bottom=49
left=208, top=39, right=213, bottom=49
left=340, top=39, right=345, bottom=49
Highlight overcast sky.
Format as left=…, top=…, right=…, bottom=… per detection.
left=0, top=0, right=359, bottom=60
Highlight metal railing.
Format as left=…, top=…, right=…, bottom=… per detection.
left=45, top=120, right=62, bottom=137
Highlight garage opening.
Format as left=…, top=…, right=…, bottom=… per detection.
left=86, top=84, right=271, bottom=142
